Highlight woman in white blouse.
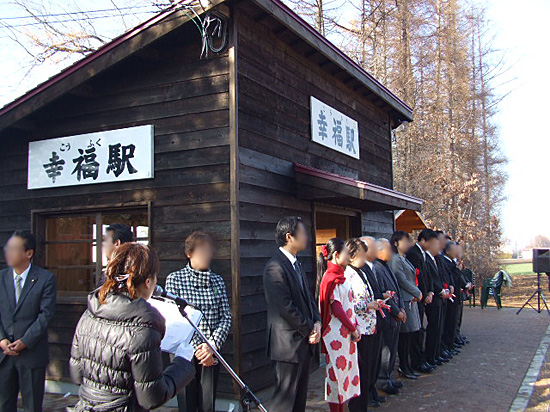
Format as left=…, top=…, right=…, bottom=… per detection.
left=345, top=238, right=380, bottom=412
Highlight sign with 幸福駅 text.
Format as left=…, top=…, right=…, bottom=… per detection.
left=310, top=96, right=359, bottom=159
left=28, top=125, right=154, bottom=190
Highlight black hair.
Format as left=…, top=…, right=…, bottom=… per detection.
left=445, top=234, right=452, bottom=241
left=434, top=230, right=445, bottom=238
left=418, top=228, right=438, bottom=242
left=346, top=238, right=368, bottom=260
left=317, top=237, right=346, bottom=281
left=11, top=230, right=37, bottom=254
left=390, top=230, right=410, bottom=253
left=275, top=216, right=304, bottom=247
left=106, top=223, right=134, bottom=244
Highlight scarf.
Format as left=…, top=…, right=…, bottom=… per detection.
left=319, top=260, right=346, bottom=334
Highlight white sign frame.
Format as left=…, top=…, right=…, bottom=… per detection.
left=310, top=96, right=360, bottom=159
left=28, top=125, right=154, bottom=190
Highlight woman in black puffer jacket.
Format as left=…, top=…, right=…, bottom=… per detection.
left=70, top=243, right=195, bottom=412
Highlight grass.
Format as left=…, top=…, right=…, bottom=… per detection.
left=503, top=262, right=536, bottom=276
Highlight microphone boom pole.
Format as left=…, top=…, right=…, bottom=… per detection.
left=153, top=287, right=268, bottom=412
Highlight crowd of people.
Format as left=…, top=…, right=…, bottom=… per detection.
left=264, top=217, right=473, bottom=412
left=0, top=216, right=472, bottom=412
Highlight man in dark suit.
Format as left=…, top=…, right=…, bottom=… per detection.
left=0, top=231, right=57, bottom=412
left=373, top=238, right=405, bottom=395
left=435, top=231, right=455, bottom=361
left=263, top=217, right=321, bottom=412
left=441, top=241, right=466, bottom=354
left=424, top=235, right=449, bottom=366
left=355, top=236, right=389, bottom=408
left=406, top=229, right=436, bottom=373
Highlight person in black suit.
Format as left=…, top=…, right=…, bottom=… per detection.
left=373, top=238, right=405, bottom=396
left=405, top=229, right=436, bottom=373
left=0, top=231, right=57, bottom=412
left=440, top=241, right=466, bottom=355
left=359, top=236, right=391, bottom=407
left=424, top=233, right=450, bottom=366
left=263, top=217, right=321, bottom=412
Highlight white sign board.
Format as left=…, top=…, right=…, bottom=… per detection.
left=310, top=96, right=360, bottom=159
left=28, top=125, right=154, bottom=190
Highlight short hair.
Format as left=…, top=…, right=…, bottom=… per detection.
left=444, top=240, right=457, bottom=254
left=390, top=230, right=410, bottom=253
left=275, top=216, right=304, bottom=247
left=346, top=238, right=368, bottom=259
left=184, top=231, right=215, bottom=256
left=106, top=223, right=133, bottom=244
left=418, top=229, right=438, bottom=242
left=11, top=230, right=36, bottom=253
left=445, top=234, right=452, bottom=241
left=376, top=238, right=389, bottom=250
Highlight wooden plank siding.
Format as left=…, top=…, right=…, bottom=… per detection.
left=0, top=23, right=236, bottom=393
left=233, top=2, right=396, bottom=388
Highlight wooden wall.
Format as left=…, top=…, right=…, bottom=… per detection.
left=0, top=23, right=236, bottom=392
left=234, top=1, right=395, bottom=389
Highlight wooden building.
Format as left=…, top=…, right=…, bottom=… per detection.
left=0, top=0, right=422, bottom=397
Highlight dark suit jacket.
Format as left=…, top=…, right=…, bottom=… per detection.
left=0, top=264, right=57, bottom=368
left=373, top=259, right=404, bottom=329
left=436, top=253, right=453, bottom=288
left=406, top=244, right=432, bottom=297
left=441, top=256, right=467, bottom=303
left=263, top=250, right=321, bottom=363
left=425, top=256, right=444, bottom=307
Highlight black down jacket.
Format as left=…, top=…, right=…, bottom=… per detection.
left=70, top=292, right=194, bottom=412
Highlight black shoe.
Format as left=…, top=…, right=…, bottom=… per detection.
left=424, top=361, right=437, bottom=369
left=414, top=364, right=434, bottom=373
left=441, top=350, right=453, bottom=359
left=390, top=379, right=403, bottom=388
left=437, top=356, right=450, bottom=363
left=398, top=368, right=418, bottom=379
left=377, top=396, right=387, bottom=403
left=381, top=384, right=400, bottom=395
left=412, top=371, right=421, bottom=377
left=368, top=400, right=381, bottom=407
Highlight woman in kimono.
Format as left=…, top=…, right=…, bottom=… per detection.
left=319, top=238, right=361, bottom=412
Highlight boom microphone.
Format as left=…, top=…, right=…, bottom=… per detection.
left=153, top=285, right=191, bottom=309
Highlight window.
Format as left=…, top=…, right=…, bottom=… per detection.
left=38, top=208, right=149, bottom=295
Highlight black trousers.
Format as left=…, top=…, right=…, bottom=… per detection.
left=348, top=333, right=382, bottom=412
left=0, top=357, right=45, bottom=412
left=456, top=300, right=464, bottom=338
left=443, top=302, right=459, bottom=349
left=398, top=332, right=414, bottom=374
left=425, top=303, right=442, bottom=364
left=438, top=300, right=448, bottom=354
left=271, top=355, right=311, bottom=412
left=410, top=303, right=426, bottom=368
left=378, top=325, right=400, bottom=387
left=176, top=357, right=221, bottom=412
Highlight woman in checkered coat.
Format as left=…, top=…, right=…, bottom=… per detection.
left=166, top=232, right=232, bottom=412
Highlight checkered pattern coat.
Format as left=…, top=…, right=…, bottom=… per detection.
left=166, top=263, right=232, bottom=351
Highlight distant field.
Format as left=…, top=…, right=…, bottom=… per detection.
left=503, top=262, right=535, bottom=276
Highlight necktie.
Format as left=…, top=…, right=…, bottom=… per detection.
left=15, top=274, right=23, bottom=303
left=293, top=261, right=306, bottom=293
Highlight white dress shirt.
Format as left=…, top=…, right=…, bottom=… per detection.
left=416, top=243, right=426, bottom=260
left=279, top=247, right=297, bottom=266
left=13, top=263, right=31, bottom=299
left=365, top=260, right=374, bottom=271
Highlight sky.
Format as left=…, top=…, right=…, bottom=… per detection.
left=0, top=0, right=548, bottom=250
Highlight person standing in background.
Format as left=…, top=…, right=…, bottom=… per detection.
left=374, top=238, right=405, bottom=395
left=94, top=223, right=134, bottom=289
left=389, top=231, right=422, bottom=380
left=345, top=238, right=380, bottom=412
left=0, top=231, right=57, bottom=412
left=263, top=217, right=321, bottom=412
left=166, top=232, right=232, bottom=412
